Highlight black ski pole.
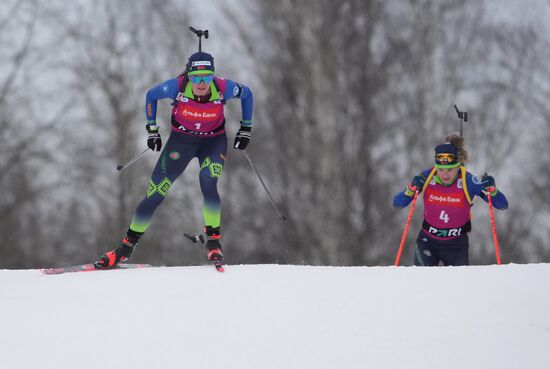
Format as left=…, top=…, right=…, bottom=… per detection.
left=184, top=233, right=207, bottom=264
left=116, top=148, right=151, bottom=172
left=453, top=104, right=468, bottom=138
left=243, top=151, right=286, bottom=221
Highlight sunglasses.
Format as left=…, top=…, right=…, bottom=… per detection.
left=435, top=153, right=457, bottom=164
left=190, top=74, right=214, bottom=85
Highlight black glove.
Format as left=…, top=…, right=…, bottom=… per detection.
left=481, top=174, right=497, bottom=195
left=411, top=175, right=426, bottom=191
left=405, top=175, right=426, bottom=196
left=234, top=124, right=251, bottom=150
left=146, top=123, right=162, bottom=151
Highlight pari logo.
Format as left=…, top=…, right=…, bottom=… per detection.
left=428, top=226, right=462, bottom=238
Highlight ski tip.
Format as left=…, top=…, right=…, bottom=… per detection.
left=40, top=268, right=58, bottom=275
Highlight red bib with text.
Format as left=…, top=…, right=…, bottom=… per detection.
left=423, top=178, right=471, bottom=229
left=171, top=76, right=226, bottom=134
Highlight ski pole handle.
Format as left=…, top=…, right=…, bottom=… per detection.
left=116, top=148, right=151, bottom=172
left=184, top=233, right=205, bottom=244
left=395, top=191, right=419, bottom=266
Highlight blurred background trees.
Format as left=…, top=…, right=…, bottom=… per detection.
left=0, top=0, right=548, bottom=268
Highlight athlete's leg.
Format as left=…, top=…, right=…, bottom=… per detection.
left=128, top=133, right=197, bottom=235
left=197, top=134, right=227, bottom=257
left=440, top=235, right=470, bottom=266
left=95, top=133, right=198, bottom=268
left=414, top=231, right=441, bottom=266
left=197, top=134, right=227, bottom=230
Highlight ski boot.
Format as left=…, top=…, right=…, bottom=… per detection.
left=94, top=231, right=141, bottom=269
left=205, top=226, right=224, bottom=272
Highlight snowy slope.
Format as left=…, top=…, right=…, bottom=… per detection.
left=1, top=264, right=549, bottom=369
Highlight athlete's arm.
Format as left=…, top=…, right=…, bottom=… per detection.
left=223, top=79, right=253, bottom=126
left=145, top=78, right=179, bottom=122
left=467, top=173, right=509, bottom=210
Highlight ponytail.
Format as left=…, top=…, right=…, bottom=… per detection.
left=444, top=132, right=469, bottom=165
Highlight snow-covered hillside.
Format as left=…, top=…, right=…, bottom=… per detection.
left=1, top=264, right=549, bottom=369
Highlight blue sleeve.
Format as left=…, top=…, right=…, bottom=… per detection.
left=466, top=173, right=509, bottom=210
left=393, top=192, right=414, bottom=208
left=482, top=191, right=508, bottom=209
left=145, top=78, right=179, bottom=122
left=392, top=168, right=432, bottom=209
left=223, top=79, right=254, bottom=126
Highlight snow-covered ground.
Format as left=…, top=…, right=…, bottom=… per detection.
left=1, top=263, right=549, bottom=369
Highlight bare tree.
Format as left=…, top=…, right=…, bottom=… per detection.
left=2, top=0, right=549, bottom=268
left=0, top=0, right=70, bottom=267
left=224, top=0, right=549, bottom=266
left=39, top=0, right=200, bottom=266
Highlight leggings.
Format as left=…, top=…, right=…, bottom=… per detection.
left=128, top=131, right=227, bottom=235
left=414, top=230, right=469, bottom=266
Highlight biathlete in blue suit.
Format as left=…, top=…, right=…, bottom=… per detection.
left=95, top=51, right=253, bottom=268
left=393, top=133, right=508, bottom=266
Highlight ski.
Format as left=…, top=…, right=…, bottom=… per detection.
left=41, top=263, right=150, bottom=275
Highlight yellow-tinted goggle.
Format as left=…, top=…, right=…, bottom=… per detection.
left=435, top=153, right=457, bottom=164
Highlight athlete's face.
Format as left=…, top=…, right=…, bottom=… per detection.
left=191, top=74, right=213, bottom=96
left=436, top=167, right=459, bottom=185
